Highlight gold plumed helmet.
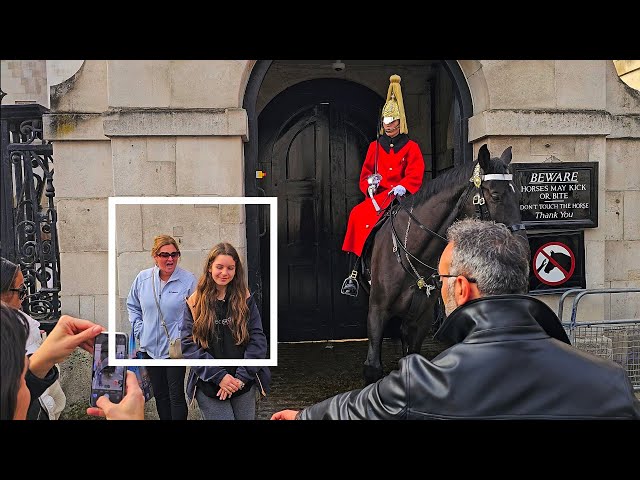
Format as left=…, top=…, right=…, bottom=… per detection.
left=381, top=74, right=408, bottom=135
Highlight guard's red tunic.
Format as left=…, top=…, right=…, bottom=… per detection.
left=342, top=134, right=425, bottom=256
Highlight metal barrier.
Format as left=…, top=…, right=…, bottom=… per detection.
left=558, top=288, right=640, bottom=391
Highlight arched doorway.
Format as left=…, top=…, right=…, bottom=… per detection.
left=243, top=60, right=473, bottom=342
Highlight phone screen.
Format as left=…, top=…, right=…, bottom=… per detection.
left=90, top=332, right=128, bottom=407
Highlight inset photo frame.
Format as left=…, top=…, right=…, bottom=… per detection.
left=107, top=196, right=277, bottom=367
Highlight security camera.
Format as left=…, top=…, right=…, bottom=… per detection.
left=332, top=61, right=345, bottom=72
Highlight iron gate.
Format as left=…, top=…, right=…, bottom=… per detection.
left=1, top=102, right=61, bottom=331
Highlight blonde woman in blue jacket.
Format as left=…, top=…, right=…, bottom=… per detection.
left=126, top=234, right=197, bottom=420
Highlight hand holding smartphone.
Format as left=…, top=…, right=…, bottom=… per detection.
left=90, top=332, right=128, bottom=407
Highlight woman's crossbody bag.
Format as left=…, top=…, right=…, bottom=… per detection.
left=152, top=274, right=183, bottom=359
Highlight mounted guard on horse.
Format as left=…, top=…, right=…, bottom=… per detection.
left=341, top=74, right=425, bottom=297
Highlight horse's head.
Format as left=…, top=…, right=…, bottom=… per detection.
left=459, top=144, right=524, bottom=231
left=456, top=144, right=528, bottom=257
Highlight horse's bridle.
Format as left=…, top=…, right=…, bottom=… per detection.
left=468, top=163, right=526, bottom=233
left=388, top=162, right=526, bottom=295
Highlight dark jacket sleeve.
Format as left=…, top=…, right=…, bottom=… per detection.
left=180, top=302, right=228, bottom=386
left=235, top=295, right=268, bottom=383
left=297, top=355, right=414, bottom=420
left=26, top=365, right=59, bottom=401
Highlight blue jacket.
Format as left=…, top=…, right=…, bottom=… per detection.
left=126, top=265, right=197, bottom=359
left=182, top=293, right=271, bottom=404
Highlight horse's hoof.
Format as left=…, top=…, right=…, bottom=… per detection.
left=363, top=365, right=383, bottom=385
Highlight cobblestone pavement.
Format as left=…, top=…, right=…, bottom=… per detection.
left=255, top=337, right=449, bottom=420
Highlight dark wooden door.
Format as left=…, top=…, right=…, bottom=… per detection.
left=258, top=80, right=379, bottom=341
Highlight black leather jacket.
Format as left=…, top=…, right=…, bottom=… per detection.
left=298, top=295, right=640, bottom=420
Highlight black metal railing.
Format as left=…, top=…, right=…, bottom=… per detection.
left=1, top=99, right=61, bottom=331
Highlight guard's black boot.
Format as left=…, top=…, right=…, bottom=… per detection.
left=341, top=270, right=359, bottom=297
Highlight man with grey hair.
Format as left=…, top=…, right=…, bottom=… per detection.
left=272, top=219, right=640, bottom=420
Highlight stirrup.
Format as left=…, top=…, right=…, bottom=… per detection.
left=341, top=270, right=359, bottom=297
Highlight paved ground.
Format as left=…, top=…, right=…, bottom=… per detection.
left=255, top=337, right=449, bottom=420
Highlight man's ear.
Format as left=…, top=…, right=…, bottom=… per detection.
left=453, top=276, right=474, bottom=306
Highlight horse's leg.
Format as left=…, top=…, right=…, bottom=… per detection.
left=363, top=304, right=391, bottom=386
left=407, top=296, right=438, bottom=355
left=401, top=316, right=417, bottom=357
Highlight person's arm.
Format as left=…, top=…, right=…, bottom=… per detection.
left=25, top=365, right=59, bottom=401
left=126, top=273, right=144, bottom=339
left=234, top=294, right=268, bottom=384
left=28, top=315, right=104, bottom=379
left=272, top=355, right=417, bottom=420
left=358, top=142, right=377, bottom=195
left=398, top=141, right=425, bottom=194
left=86, top=371, right=144, bottom=420
left=180, top=301, right=228, bottom=387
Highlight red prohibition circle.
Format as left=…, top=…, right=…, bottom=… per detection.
left=532, top=241, right=576, bottom=286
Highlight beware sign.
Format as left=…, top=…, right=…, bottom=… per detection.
left=528, top=231, right=585, bottom=294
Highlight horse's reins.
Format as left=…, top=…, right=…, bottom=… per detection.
left=387, top=162, right=526, bottom=295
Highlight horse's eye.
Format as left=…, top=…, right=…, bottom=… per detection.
left=491, top=193, right=502, bottom=201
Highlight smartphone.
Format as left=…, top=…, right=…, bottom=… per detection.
left=90, top=332, right=128, bottom=407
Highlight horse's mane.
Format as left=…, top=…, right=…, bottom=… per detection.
left=410, top=161, right=475, bottom=206
left=410, top=155, right=510, bottom=207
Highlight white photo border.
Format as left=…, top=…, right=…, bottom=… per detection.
left=108, top=196, right=278, bottom=366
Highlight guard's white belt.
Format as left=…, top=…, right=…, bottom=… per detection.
left=481, top=174, right=513, bottom=181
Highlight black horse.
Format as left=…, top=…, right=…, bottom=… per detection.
left=359, top=144, right=527, bottom=385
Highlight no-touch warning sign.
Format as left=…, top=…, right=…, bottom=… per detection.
left=533, top=241, right=576, bottom=286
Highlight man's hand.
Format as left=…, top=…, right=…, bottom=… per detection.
left=271, top=409, right=300, bottom=420
left=87, top=371, right=145, bottom=420
left=29, top=315, right=104, bottom=378
left=388, top=185, right=407, bottom=197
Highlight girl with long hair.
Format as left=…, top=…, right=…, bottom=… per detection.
left=181, top=242, right=270, bottom=420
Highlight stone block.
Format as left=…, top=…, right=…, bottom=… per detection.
left=606, top=240, right=640, bottom=281
left=147, top=137, right=176, bottom=163
left=170, top=60, right=247, bottom=108
left=465, top=66, right=489, bottom=113
left=115, top=204, right=143, bottom=253
left=116, top=252, right=153, bottom=298
left=60, top=252, right=107, bottom=295
left=112, top=138, right=177, bottom=196
left=482, top=60, right=555, bottom=110
left=606, top=60, right=640, bottom=116
left=57, top=198, right=108, bottom=252
left=530, top=136, right=576, bottom=161
left=485, top=137, right=532, bottom=163
left=220, top=204, right=245, bottom=224
left=50, top=60, right=108, bottom=113
left=94, top=294, right=109, bottom=328
left=624, top=191, right=640, bottom=240
left=44, top=113, right=108, bottom=141
left=584, top=238, right=605, bottom=287
left=141, top=204, right=221, bottom=251
left=603, top=191, right=624, bottom=240
left=60, top=295, right=80, bottom=317
left=606, top=139, right=640, bottom=190
left=51, top=141, right=113, bottom=198
left=107, top=60, right=171, bottom=108
left=177, top=250, right=210, bottom=279
left=79, top=295, right=95, bottom=323
left=555, top=60, right=606, bottom=110
left=220, top=224, right=246, bottom=248
left=175, top=137, right=244, bottom=196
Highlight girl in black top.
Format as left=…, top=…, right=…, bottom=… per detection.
left=182, top=242, right=270, bottom=420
